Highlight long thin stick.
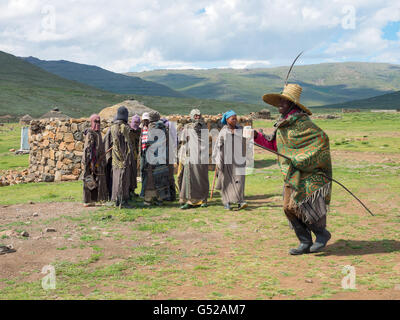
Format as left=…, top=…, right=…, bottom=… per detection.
left=254, top=142, right=375, bottom=217
left=210, top=165, right=218, bottom=200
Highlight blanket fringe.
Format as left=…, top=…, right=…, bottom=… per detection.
left=296, top=182, right=331, bottom=225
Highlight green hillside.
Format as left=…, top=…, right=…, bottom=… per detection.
left=0, top=51, right=128, bottom=119
left=0, top=51, right=265, bottom=118
left=23, top=57, right=185, bottom=98
left=320, top=90, right=400, bottom=110
left=127, top=62, right=400, bottom=107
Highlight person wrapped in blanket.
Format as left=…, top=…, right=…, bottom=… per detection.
left=177, top=109, right=209, bottom=210
left=81, top=114, right=108, bottom=206
left=254, top=84, right=332, bottom=255
left=140, top=111, right=171, bottom=206
left=212, top=110, right=248, bottom=211
left=104, top=106, right=133, bottom=208
left=129, top=114, right=141, bottom=198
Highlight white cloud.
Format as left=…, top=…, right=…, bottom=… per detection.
left=0, top=0, right=399, bottom=72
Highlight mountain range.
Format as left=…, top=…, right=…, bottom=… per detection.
left=1, top=49, right=399, bottom=119
left=127, top=63, right=400, bottom=107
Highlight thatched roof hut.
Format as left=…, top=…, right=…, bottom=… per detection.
left=19, top=114, right=33, bottom=125
left=99, top=99, right=156, bottom=121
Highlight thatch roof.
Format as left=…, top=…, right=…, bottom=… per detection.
left=20, top=114, right=33, bottom=122
left=99, top=99, right=156, bottom=121
left=40, top=108, right=70, bottom=120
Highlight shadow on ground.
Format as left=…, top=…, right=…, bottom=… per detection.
left=318, top=239, right=400, bottom=256
left=254, top=159, right=277, bottom=168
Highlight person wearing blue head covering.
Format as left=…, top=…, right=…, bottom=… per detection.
left=221, top=110, right=236, bottom=125
left=212, top=110, right=248, bottom=211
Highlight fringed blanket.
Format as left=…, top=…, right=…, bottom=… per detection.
left=276, top=113, right=332, bottom=224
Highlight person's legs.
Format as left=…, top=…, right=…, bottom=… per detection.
left=307, top=215, right=331, bottom=253
left=283, top=184, right=313, bottom=255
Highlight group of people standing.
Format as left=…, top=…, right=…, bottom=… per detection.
left=82, top=81, right=333, bottom=255
left=82, top=106, right=248, bottom=211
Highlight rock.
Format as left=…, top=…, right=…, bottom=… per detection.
left=33, top=212, right=39, bottom=217
left=54, top=171, right=62, bottom=182
left=21, top=231, right=29, bottom=237
left=0, top=245, right=16, bottom=255
left=61, top=175, right=77, bottom=181
left=9, top=148, right=15, bottom=152
left=73, top=131, right=83, bottom=141
left=45, top=228, right=57, bottom=233
left=305, top=279, right=313, bottom=283
left=42, top=174, right=55, bottom=182
left=64, top=133, right=74, bottom=143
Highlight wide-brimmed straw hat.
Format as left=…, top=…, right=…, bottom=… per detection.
left=262, top=83, right=312, bottom=115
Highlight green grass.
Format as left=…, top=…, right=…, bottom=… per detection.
left=0, top=111, right=400, bottom=299
left=0, top=123, right=29, bottom=171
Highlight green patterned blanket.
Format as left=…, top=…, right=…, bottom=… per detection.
left=276, top=113, right=332, bottom=208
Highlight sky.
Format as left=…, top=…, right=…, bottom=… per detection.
left=0, top=0, right=400, bottom=72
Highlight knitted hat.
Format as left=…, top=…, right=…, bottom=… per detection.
left=115, top=106, right=129, bottom=122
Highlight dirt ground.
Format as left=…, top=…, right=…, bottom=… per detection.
left=1, top=194, right=400, bottom=300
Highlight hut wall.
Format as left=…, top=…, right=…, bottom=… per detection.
left=22, top=115, right=253, bottom=183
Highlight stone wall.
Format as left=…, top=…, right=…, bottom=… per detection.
left=0, top=115, right=252, bottom=186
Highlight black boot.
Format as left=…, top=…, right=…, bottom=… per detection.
left=308, top=224, right=331, bottom=253
left=289, top=218, right=313, bottom=255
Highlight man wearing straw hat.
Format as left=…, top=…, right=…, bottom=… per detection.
left=253, top=83, right=333, bottom=255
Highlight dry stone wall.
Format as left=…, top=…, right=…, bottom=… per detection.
left=0, top=115, right=252, bottom=186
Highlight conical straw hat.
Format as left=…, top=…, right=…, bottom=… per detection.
left=262, top=83, right=312, bottom=115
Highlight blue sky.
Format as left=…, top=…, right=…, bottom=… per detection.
left=0, top=0, right=399, bottom=72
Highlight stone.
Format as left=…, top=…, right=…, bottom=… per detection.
left=54, top=171, right=62, bottom=182
left=61, top=175, right=77, bottom=181
left=33, top=212, right=39, bottom=217
left=56, top=132, right=64, bottom=141
left=9, top=149, right=15, bottom=152
left=45, top=228, right=56, bottom=232
left=305, top=279, right=313, bottom=283
left=0, top=245, right=16, bottom=255
left=75, top=141, right=84, bottom=151
left=59, top=142, right=66, bottom=151
left=64, top=133, right=74, bottom=143
left=71, top=123, right=78, bottom=132
left=21, top=231, right=29, bottom=237
left=42, top=174, right=54, bottom=182
left=73, top=131, right=83, bottom=141
left=66, top=143, right=75, bottom=151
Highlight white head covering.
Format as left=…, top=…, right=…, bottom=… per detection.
left=142, top=112, right=150, bottom=121
left=190, top=108, right=201, bottom=121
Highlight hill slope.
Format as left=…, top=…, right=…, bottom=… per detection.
left=320, top=90, right=400, bottom=110
left=0, top=51, right=264, bottom=118
left=23, top=57, right=185, bottom=98
left=0, top=51, right=130, bottom=118
left=127, top=62, right=400, bottom=107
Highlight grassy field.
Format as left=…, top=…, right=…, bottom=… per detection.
left=0, top=124, right=29, bottom=171
left=0, top=112, right=399, bottom=300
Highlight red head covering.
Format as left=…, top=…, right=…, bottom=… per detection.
left=90, top=114, right=101, bottom=132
